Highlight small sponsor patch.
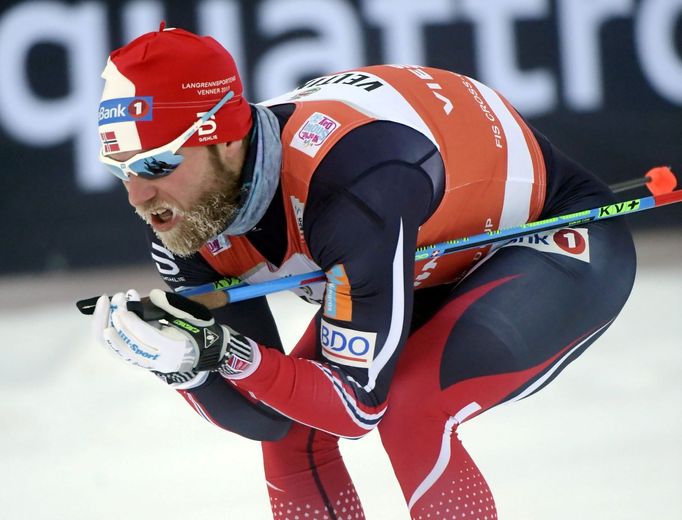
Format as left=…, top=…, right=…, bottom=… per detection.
left=290, top=196, right=305, bottom=240
left=504, top=227, right=590, bottom=263
left=224, top=355, right=251, bottom=373
left=320, top=319, right=375, bottom=368
left=203, top=328, right=219, bottom=349
left=291, top=112, right=340, bottom=157
left=99, top=96, right=153, bottom=125
left=289, top=86, right=322, bottom=100
left=324, top=264, right=352, bottom=321
left=127, top=97, right=151, bottom=119
left=206, top=233, right=231, bottom=255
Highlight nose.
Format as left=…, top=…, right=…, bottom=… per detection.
left=125, top=174, right=158, bottom=207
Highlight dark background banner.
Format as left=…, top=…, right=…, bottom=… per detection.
left=1, top=0, right=680, bottom=274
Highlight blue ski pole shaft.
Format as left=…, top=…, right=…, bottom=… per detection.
left=181, top=190, right=681, bottom=305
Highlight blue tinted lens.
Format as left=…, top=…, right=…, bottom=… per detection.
left=129, top=151, right=184, bottom=178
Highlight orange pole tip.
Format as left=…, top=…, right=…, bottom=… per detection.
left=645, top=166, right=677, bottom=196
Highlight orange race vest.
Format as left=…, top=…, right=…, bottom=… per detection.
left=199, top=65, right=546, bottom=300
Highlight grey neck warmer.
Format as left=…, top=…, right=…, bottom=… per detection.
left=222, top=104, right=282, bottom=236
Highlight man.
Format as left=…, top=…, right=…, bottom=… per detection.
left=92, top=24, right=636, bottom=520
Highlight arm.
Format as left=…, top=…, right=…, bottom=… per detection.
left=97, top=124, right=441, bottom=439
left=143, top=230, right=293, bottom=440
left=175, top=296, right=291, bottom=441
left=225, top=122, right=442, bottom=437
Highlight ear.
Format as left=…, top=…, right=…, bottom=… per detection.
left=210, top=138, right=249, bottom=180
left=218, top=139, right=248, bottom=162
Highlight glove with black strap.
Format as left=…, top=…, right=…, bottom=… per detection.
left=92, top=289, right=260, bottom=387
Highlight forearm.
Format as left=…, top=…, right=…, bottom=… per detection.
left=230, top=345, right=385, bottom=438
left=180, top=372, right=292, bottom=441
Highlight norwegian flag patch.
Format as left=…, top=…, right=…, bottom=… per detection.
left=100, top=131, right=120, bottom=153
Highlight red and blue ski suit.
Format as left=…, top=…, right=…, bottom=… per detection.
left=145, top=66, right=636, bottom=519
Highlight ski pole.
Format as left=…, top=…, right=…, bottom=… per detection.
left=610, top=166, right=677, bottom=195
left=76, top=170, right=680, bottom=315
left=179, top=187, right=682, bottom=307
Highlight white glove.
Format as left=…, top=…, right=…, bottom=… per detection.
left=91, top=289, right=228, bottom=374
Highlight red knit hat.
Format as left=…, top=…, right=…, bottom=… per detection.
left=98, top=23, right=252, bottom=155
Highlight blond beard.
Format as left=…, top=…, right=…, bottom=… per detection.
left=136, top=152, right=242, bottom=257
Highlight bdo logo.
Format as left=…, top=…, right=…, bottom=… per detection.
left=320, top=319, right=376, bottom=368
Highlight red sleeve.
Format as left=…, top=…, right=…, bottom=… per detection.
left=234, top=343, right=386, bottom=438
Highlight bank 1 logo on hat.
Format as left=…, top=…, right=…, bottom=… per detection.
left=98, top=23, right=252, bottom=156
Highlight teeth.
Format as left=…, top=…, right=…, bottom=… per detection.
left=148, top=207, right=176, bottom=224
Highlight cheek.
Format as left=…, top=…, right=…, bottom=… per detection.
left=177, top=171, right=217, bottom=207
left=172, top=151, right=229, bottom=204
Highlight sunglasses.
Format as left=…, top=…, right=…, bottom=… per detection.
left=99, top=90, right=235, bottom=180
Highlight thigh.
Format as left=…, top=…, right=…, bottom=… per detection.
left=391, top=216, right=636, bottom=420
left=447, top=217, right=634, bottom=389
left=378, top=218, right=636, bottom=510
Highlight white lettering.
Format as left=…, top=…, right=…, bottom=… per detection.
left=197, top=113, right=218, bottom=136
left=182, top=78, right=233, bottom=90
left=414, top=257, right=439, bottom=287
left=391, top=66, right=454, bottom=115
left=636, top=0, right=682, bottom=104
left=151, top=242, right=180, bottom=275
left=0, top=0, right=676, bottom=202
left=432, top=90, right=453, bottom=115
left=460, top=78, right=503, bottom=147
left=558, top=0, right=634, bottom=111
left=460, top=0, right=556, bottom=116
left=0, top=1, right=109, bottom=191
left=253, top=0, right=362, bottom=100
left=122, top=0, right=165, bottom=43
left=196, top=87, right=229, bottom=96
left=197, top=0, right=246, bottom=95
left=361, top=0, right=456, bottom=65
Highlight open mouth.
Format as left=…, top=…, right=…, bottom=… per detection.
left=151, top=208, right=174, bottom=224
left=147, top=207, right=180, bottom=231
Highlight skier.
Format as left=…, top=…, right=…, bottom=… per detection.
left=92, top=25, right=636, bottom=519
